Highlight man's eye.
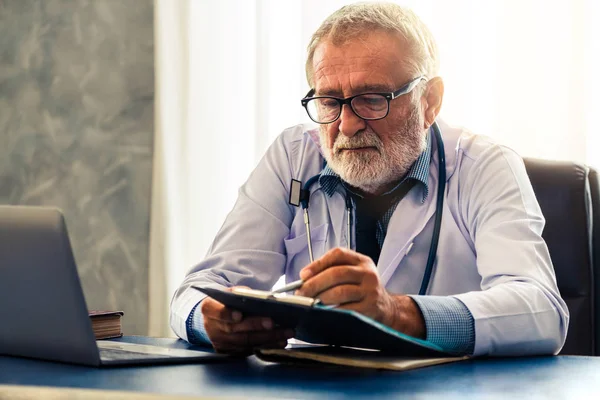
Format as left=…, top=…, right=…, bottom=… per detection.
left=361, top=95, right=386, bottom=106
left=318, top=99, right=339, bottom=108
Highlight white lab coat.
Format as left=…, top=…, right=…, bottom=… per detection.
left=170, top=119, right=569, bottom=356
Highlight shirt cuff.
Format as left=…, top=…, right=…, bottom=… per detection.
left=410, top=295, right=475, bottom=355
left=186, top=300, right=212, bottom=346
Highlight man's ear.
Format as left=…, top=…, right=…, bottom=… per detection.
left=421, top=77, right=444, bottom=129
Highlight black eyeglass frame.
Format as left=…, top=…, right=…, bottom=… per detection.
left=300, top=76, right=427, bottom=124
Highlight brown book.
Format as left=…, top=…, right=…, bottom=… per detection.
left=89, top=311, right=124, bottom=340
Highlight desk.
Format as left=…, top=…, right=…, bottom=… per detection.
left=1, top=336, right=599, bottom=399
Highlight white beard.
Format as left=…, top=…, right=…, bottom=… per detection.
left=319, top=107, right=427, bottom=194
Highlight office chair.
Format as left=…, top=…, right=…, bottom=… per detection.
left=589, top=167, right=600, bottom=355
left=523, top=158, right=599, bottom=356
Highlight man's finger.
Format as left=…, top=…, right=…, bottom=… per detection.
left=210, top=316, right=275, bottom=334
left=300, top=247, right=370, bottom=280
left=200, top=297, right=243, bottom=323
left=311, top=283, right=364, bottom=306
left=296, top=265, right=363, bottom=298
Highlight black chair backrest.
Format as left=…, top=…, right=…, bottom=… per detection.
left=589, top=167, right=600, bottom=355
left=523, top=158, right=595, bottom=355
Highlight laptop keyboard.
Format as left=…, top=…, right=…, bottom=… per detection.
left=99, top=347, right=173, bottom=362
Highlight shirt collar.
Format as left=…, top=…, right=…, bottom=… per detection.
left=318, top=128, right=432, bottom=203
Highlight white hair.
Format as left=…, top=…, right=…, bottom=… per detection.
left=305, top=2, right=439, bottom=88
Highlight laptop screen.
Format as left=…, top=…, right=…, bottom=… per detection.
left=0, top=206, right=101, bottom=366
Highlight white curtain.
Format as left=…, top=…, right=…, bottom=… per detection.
left=151, top=0, right=600, bottom=336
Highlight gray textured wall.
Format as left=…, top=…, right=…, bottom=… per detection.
left=0, top=0, right=154, bottom=335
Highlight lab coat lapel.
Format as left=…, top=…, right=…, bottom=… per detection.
left=328, top=190, right=349, bottom=248
left=378, top=120, right=460, bottom=286
left=378, top=166, right=438, bottom=286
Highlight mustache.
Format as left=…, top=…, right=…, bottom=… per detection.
left=333, top=131, right=382, bottom=153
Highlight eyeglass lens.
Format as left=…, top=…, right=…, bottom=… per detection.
left=306, top=94, right=388, bottom=123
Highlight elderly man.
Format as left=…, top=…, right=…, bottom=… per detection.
left=170, top=2, right=568, bottom=356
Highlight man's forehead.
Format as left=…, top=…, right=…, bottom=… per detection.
left=315, top=77, right=396, bottom=96
left=312, top=56, right=403, bottom=95
left=311, top=32, right=410, bottom=94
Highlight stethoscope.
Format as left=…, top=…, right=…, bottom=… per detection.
left=289, top=121, right=445, bottom=295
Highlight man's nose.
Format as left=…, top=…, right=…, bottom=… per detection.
left=338, top=104, right=366, bottom=137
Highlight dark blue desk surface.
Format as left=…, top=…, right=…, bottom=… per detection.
left=1, top=336, right=599, bottom=399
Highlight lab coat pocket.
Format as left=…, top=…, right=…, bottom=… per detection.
left=284, top=223, right=329, bottom=274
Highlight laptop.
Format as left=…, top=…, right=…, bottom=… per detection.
left=0, top=205, right=226, bottom=367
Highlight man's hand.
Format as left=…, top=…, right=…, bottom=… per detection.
left=295, top=247, right=426, bottom=339
left=200, top=287, right=294, bottom=354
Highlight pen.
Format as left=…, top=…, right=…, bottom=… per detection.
left=271, top=279, right=304, bottom=294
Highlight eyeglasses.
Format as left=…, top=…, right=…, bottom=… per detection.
left=301, top=76, right=426, bottom=124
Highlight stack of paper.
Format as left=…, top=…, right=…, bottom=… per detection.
left=257, top=345, right=470, bottom=371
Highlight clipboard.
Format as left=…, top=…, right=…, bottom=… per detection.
left=194, top=286, right=451, bottom=357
